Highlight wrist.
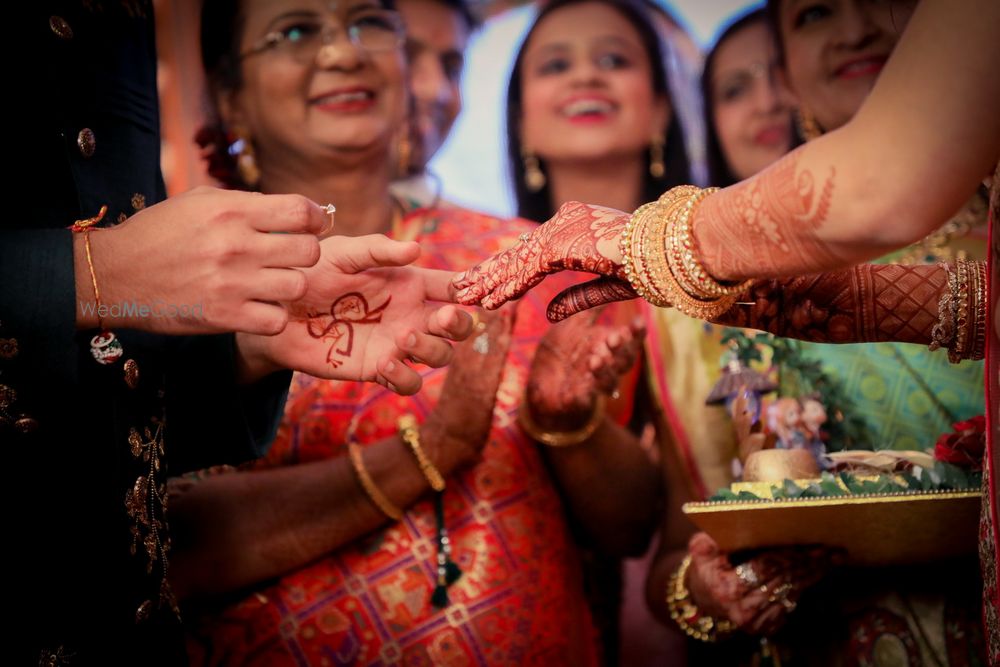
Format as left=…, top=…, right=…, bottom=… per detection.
left=519, top=393, right=605, bottom=447
left=73, top=226, right=141, bottom=330
left=419, top=415, right=482, bottom=472
left=234, top=332, right=282, bottom=385
left=667, top=554, right=735, bottom=643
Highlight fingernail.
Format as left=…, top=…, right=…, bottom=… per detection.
left=388, top=382, right=399, bottom=394
left=384, top=361, right=395, bottom=373
left=406, top=333, right=417, bottom=348
left=454, top=272, right=466, bottom=283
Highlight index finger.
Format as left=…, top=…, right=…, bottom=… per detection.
left=247, top=193, right=329, bottom=235
left=418, top=267, right=464, bottom=303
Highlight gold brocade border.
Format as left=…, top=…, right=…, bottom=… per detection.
left=684, top=489, right=981, bottom=513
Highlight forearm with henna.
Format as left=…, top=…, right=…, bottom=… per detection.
left=168, top=428, right=478, bottom=600
left=693, top=152, right=846, bottom=282
left=714, top=262, right=957, bottom=346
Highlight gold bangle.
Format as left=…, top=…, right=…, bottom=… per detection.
left=970, top=261, right=987, bottom=360
left=347, top=441, right=403, bottom=520
left=667, top=554, right=735, bottom=643
left=949, top=259, right=971, bottom=363
left=398, top=414, right=446, bottom=492
left=929, top=262, right=956, bottom=352
left=518, top=394, right=606, bottom=447
left=621, top=203, right=671, bottom=307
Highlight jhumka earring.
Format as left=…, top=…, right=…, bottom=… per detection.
left=233, top=127, right=260, bottom=187
left=649, top=134, right=666, bottom=179
left=795, top=107, right=823, bottom=142
left=522, top=149, right=546, bottom=192
left=396, top=130, right=413, bottom=178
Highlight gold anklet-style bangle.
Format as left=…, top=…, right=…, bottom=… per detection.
left=348, top=441, right=403, bottom=520
left=518, top=394, right=606, bottom=447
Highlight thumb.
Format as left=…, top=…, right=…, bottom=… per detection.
left=688, top=531, right=720, bottom=558
left=325, top=234, right=421, bottom=273
left=547, top=277, right=637, bottom=322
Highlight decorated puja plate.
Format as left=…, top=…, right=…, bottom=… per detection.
left=683, top=488, right=980, bottom=566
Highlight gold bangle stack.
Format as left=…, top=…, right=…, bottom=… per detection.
left=667, top=554, right=735, bottom=643
left=348, top=441, right=403, bottom=520
left=518, top=394, right=606, bottom=447
left=620, top=185, right=752, bottom=319
left=621, top=201, right=673, bottom=307
left=930, top=260, right=986, bottom=362
left=398, top=414, right=446, bottom=492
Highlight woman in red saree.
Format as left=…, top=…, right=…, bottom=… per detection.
left=454, top=0, right=1000, bottom=659
left=168, top=0, right=660, bottom=664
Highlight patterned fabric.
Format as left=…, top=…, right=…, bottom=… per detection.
left=643, top=307, right=741, bottom=500
left=798, top=216, right=988, bottom=451
left=644, top=216, right=990, bottom=666
left=983, top=166, right=1000, bottom=665
left=186, top=207, right=638, bottom=667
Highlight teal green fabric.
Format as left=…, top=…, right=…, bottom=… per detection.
left=799, top=341, right=984, bottom=450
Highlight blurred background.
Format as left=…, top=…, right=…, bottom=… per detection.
left=157, top=0, right=757, bottom=215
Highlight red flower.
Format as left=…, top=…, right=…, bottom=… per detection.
left=933, top=415, right=986, bottom=470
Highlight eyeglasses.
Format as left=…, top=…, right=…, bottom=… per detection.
left=241, top=9, right=405, bottom=62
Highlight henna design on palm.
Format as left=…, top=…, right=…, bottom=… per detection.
left=306, top=292, right=391, bottom=368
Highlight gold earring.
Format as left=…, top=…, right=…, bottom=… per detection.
left=233, top=127, right=260, bottom=188
left=649, top=135, right=665, bottom=179
left=522, top=150, right=546, bottom=192
left=396, top=131, right=413, bottom=178
left=795, top=107, right=822, bottom=142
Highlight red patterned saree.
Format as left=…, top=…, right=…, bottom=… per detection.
left=186, top=207, right=638, bottom=667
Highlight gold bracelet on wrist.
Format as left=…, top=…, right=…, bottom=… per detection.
left=398, top=414, right=446, bottom=492
left=929, top=262, right=956, bottom=352
left=667, top=554, right=735, bottom=643
left=970, top=260, right=987, bottom=361
left=621, top=186, right=750, bottom=320
left=518, top=394, right=606, bottom=447
left=348, top=441, right=403, bottom=520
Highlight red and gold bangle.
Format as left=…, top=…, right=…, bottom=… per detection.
left=970, top=260, right=988, bottom=361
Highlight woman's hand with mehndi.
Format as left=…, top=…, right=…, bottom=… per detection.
left=420, top=308, right=516, bottom=470
left=236, top=234, right=472, bottom=394
left=524, top=310, right=644, bottom=433
left=453, top=202, right=637, bottom=319
left=685, top=532, right=838, bottom=637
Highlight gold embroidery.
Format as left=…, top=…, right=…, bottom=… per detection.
left=117, top=212, right=128, bottom=225
left=896, top=192, right=988, bottom=265
left=0, top=384, right=15, bottom=408
left=131, top=193, right=146, bottom=211
left=0, top=337, right=17, bottom=359
left=124, top=417, right=179, bottom=621
left=123, top=359, right=139, bottom=389
left=38, top=645, right=74, bottom=666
